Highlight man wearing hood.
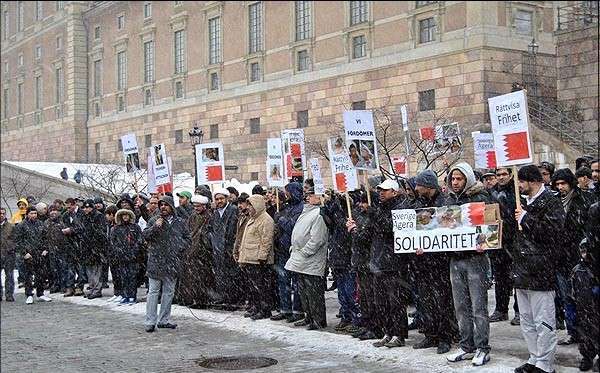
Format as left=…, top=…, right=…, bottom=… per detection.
left=551, top=168, right=596, bottom=346
left=444, top=162, right=494, bottom=366
left=143, top=196, right=191, bottom=332
left=110, top=209, right=143, bottom=305
left=80, top=199, right=108, bottom=299
left=210, top=188, right=240, bottom=308
left=513, top=165, right=565, bottom=373
left=285, top=186, right=329, bottom=330
left=10, top=198, right=29, bottom=224
left=271, top=182, right=305, bottom=323
left=177, top=195, right=214, bottom=308
left=14, top=207, right=52, bottom=304
left=1, top=207, right=16, bottom=301
left=61, top=197, right=85, bottom=296
left=236, top=194, right=275, bottom=320
left=412, top=170, right=456, bottom=354
left=35, top=203, right=49, bottom=223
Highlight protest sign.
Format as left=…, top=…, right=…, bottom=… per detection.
left=391, top=156, right=408, bottom=177
left=488, top=90, right=532, bottom=166
left=195, top=142, right=225, bottom=184
left=472, top=132, right=497, bottom=169
left=147, top=150, right=173, bottom=193
left=328, top=136, right=358, bottom=193
left=433, top=122, right=462, bottom=154
left=309, top=158, right=326, bottom=195
left=281, top=129, right=306, bottom=181
left=399, top=105, right=411, bottom=154
left=266, top=138, right=285, bottom=187
left=121, top=133, right=140, bottom=173
left=393, top=202, right=502, bottom=254
left=151, top=144, right=170, bottom=186
left=419, top=127, right=435, bottom=141
left=343, top=110, right=379, bottom=171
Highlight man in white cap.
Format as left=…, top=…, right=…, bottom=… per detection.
left=210, top=188, right=240, bottom=309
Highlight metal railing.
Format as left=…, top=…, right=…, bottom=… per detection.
left=557, top=1, right=599, bottom=31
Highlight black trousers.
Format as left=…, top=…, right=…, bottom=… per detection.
left=575, top=288, right=600, bottom=359
left=373, top=270, right=409, bottom=338
left=414, top=257, right=458, bottom=343
left=110, top=262, right=123, bottom=297
left=491, top=253, right=513, bottom=313
left=244, top=264, right=273, bottom=314
left=121, top=262, right=139, bottom=299
left=23, top=257, right=48, bottom=297
left=357, top=269, right=380, bottom=333
left=297, top=272, right=327, bottom=328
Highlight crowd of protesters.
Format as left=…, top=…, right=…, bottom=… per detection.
left=1, top=156, right=599, bottom=372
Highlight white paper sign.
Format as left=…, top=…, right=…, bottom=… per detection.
left=121, top=133, right=140, bottom=173
left=195, top=142, right=225, bottom=184
left=488, top=90, right=533, bottom=166
left=328, top=137, right=359, bottom=193
left=343, top=110, right=379, bottom=171
left=400, top=105, right=409, bottom=132
left=309, top=158, right=326, bottom=195
left=151, top=144, right=169, bottom=186
left=281, top=129, right=306, bottom=180
left=472, top=132, right=497, bottom=169
left=266, top=138, right=285, bottom=187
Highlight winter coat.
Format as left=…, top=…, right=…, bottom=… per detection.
left=1, top=220, right=16, bottom=259
left=582, top=201, right=600, bottom=281
left=176, top=203, right=194, bottom=220
left=237, top=195, right=275, bottom=265
left=110, top=209, right=143, bottom=264
left=61, top=207, right=85, bottom=260
left=210, top=203, right=238, bottom=262
left=80, top=210, right=108, bottom=266
left=350, top=203, right=370, bottom=271
left=321, top=195, right=352, bottom=270
left=188, top=208, right=213, bottom=261
left=14, top=218, right=45, bottom=260
left=443, top=162, right=494, bottom=261
left=233, top=211, right=250, bottom=262
left=10, top=198, right=28, bottom=224
left=368, top=195, right=411, bottom=273
left=285, top=204, right=329, bottom=277
left=274, top=183, right=304, bottom=259
left=512, top=188, right=565, bottom=291
left=558, top=187, right=596, bottom=274
left=43, top=217, right=66, bottom=255
left=412, top=190, right=451, bottom=272
left=489, top=180, right=518, bottom=266
left=143, top=212, right=191, bottom=280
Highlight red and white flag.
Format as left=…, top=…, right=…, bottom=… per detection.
left=461, top=202, right=486, bottom=226
left=472, top=132, right=497, bottom=169
left=391, top=156, right=408, bottom=177
left=195, top=142, right=225, bottom=184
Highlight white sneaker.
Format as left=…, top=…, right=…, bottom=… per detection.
left=372, top=334, right=391, bottom=347
left=25, top=296, right=34, bottom=304
left=38, top=295, right=53, bottom=302
left=107, top=295, right=117, bottom=302
left=446, top=348, right=475, bottom=362
left=471, top=349, right=490, bottom=366
left=113, top=295, right=123, bottom=303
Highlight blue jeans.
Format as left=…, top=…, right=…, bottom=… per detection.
left=145, top=276, right=176, bottom=326
left=335, top=269, right=361, bottom=325
left=274, top=258, right=302, bottom=314
left=556, top=272, right=577, bottom=338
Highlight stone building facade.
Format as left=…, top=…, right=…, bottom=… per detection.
left=0, top=1, right=595, bottom=183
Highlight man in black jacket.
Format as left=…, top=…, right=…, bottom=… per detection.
left=61, top=197, right=85, bottom=296
left=412, top=170, right=456, bottom=354
left=80, top=199, right=108, bottom=299
left=550, top=168, right=597, bottom=346
left=489, top=167, right=520, bottom=324
left=513, top=165, right=565, bottom=373
left=444, top=162, right=494, bottom=366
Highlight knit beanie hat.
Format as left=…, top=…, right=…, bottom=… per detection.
left=415, top=170, right=439, bottom=190
left=518, top=165, right=543, bottom=183
left=552, top=168, right=577, bottom=189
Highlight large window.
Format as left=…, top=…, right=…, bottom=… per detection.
left=175, top=81, right=183, bottom=98
left=249, top=2, right=263, bottom=53
left=297, top=50, right=309, bottom=71
left=36, top=1, right=43, bottom=22
left=35, top=76, right=42, bottom=109
left=55, top=67, right=63, bottom=104
left=208, top=17, right=221, bottom=64
left=117, top=15, right=124, bottom=30
left=210, top=72, right=220, bottom=91
left=17, top=1, right=24, bottom=32
left=143, top=40, right=154, bottom=83
left=3, top=11, right=8, bottom=40
left=419, top=89, right=435, bottom=111
left=144, top=89, right=152, bottom=106
left=174, top=30, right=185, bottom=74
left=143, top=2, right=152, bottom=19
left=117, top=51, right=127, bottom=90
left=352, top=35, right=366, bottom=59
left=93, top=60, right=102, bottom=97
left=350, top=1, right=368, bottom=25
left=17, top=83, right=23, bottom=114
left=295, top=1, right=311, bottom=41
left=419, top=17, right=436, bottom=43
left=250, top=62, right=260, bottom=82
left=515, top=10, right=533, bottom=35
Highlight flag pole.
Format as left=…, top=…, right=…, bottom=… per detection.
left=512, top=165, right=522, bottom=231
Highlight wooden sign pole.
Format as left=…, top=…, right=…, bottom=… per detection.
left=345, top=192, right=353, bottom=220
left=275, top=187, right=280, bottom=212
left=363, top=171, right=371, bottom=206
left=512, top=165, right=522, bottom=231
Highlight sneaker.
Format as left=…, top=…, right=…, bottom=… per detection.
left=345, top=324, right=362, bottom=334
left=270, top=313, right=290, bottom=321
left=286, top=314, right=304, bottom=323
left=359, top=330, right=380, bottom=340
left=244, top=309, right=258, bottom=318
left=413, top=336, right=438, bottom=349
left=511, top=313, right=521, bottom=326
left=384, top=336, right=405, bottom=348
left=25, top=296, right=34, bottom=304
left=334, top=320, right=351, bottom=331
left=5, top=296, right=14, bottom=302
left=118, top=297, right=129, bottom=305
left=373, top=334, right=391, bottom=348
left=294, top=319, right=310, bottom=327
left=145, top=325, right=155, bottom=333
left=489, top=310, right=509, bottom=322
left=63, top=288, right=74, bottom=297
left=579, top=357, right=593, bottom=371
left=113, top=295, right=124, bottom=303
left=74, top=288, right=84, bottom=296
left=437, top=341, right=451, bottom=354
left=514, top=362, right=536, bottom=373
left=558, top=335, right=577, bottom=345
left=472, top=349, right=490, bottom=366
left=351, top=327, right=368, bottom=338
left=38, top=295, right=53, bottom=302
left=127, top=298, right=136, bottom=305
left=446, top=348, right=475, bottom=362
left=250, top=311, right=271, bottom=321
left=157, top=323, right=177, bottom=329
left=107, top=295, right=118, bottom=302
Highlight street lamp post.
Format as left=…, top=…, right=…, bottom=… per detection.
left=527, top=38, right=539, bottom=98
left=189, top=122, right=204, bottom=188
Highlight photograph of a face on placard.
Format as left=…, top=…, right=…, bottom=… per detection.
left=270, top=164, right=282, bottom=180
left=126, top=153, right=140, bottom=173
left=202, top=147, right=220, bottom=162
left=154, top=145, right=165, bottom=166
left=347, top=139, right=376, bottom=169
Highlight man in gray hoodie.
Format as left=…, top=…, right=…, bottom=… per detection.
left=285, top=186, right=329, bottom=330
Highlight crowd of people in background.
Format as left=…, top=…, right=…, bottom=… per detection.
left=1, top=156, right=599, bottom=373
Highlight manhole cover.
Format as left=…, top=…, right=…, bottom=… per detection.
left=195, top=356, right=278, bottom=370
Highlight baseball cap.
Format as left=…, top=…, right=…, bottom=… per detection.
left=376, top=179, right=400, bottom=191
left=176, top=191, right=192, bottom=200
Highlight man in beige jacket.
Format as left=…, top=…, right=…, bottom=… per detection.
left=236, top=194, right=275, bottom=320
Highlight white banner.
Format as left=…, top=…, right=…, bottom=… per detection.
left=266, top=138, right=285, bottom=187
left=343, top=110, right=379, bottom=170
left=151, top=144, right=169, bottom=186
left=281, top=129, right=306, bottom=180
left=309, top=158, right=326, bottom=195
left=195, top=142, right=225, bottom=184
left=328, top=137, right=358, bottom=193
left=488, top=90, right=533, bottom=166
left=121, top=133, right=140, bottom=173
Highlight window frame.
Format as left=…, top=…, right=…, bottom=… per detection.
left=143, top=40, right=155, bottom=83
left=208, top=17, right=221, bottom=65
left=117, top=51, right=127, bottom=91
left=419, top=17, right=436, bottom=44
left=352, top=35, right=366, bottom=59
left=418, top=89, right=436, bottom=111
left=143, top=2, right=152, bottom=19
left=174, top=29, right=186, bottom=74
left=349, top=1, right=368, bottom=26
left=297, top=49, right=309, bottom=72
left=93, top=59, right=102, bottom=97
left=249, top=117, right=260, bottom=134
left=295, top=1, right=311, bottom=41
left=514, top=9, right=533, bottom=36
left=249, top=62, right=261, bottom=82
left=248, top=2, right=263, bottom=54
left=297, top=110, right=308, bottom=128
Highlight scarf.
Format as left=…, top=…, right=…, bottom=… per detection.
left=561, top=189, right=575, bottom=212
